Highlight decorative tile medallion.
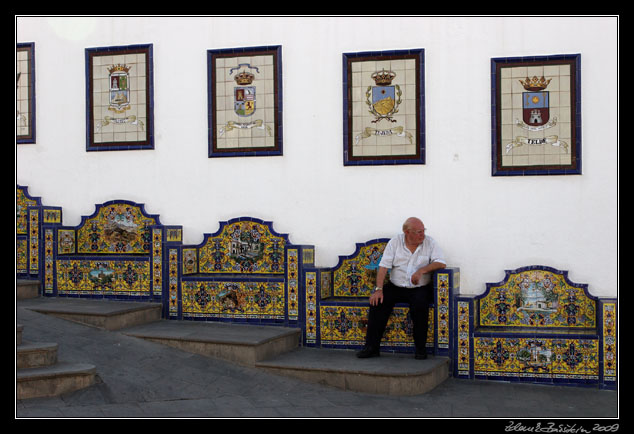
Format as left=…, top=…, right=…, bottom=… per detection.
left=491, top=54, right=581, bottom=175
left=478, top=267, right=595, bottom=329
left=343, top=48, right=425, bottom=166
left=207, top=46, right=283, bottom=158
left=197, top=219, right=286, bottom=274
left=76, top=202, right=158, bottom=254
left=85, top=44, right=154, bottom=151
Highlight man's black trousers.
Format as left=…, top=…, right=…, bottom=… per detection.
left=363, top=281, right=432, bottom=354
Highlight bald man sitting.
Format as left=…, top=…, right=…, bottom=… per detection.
left=357, top=217, right=446, bottom=360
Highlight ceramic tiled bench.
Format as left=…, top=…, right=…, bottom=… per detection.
left=38, top=198, right=166, bottom=302
left=16, top=185, right=617, bottom=388
left=169, top=217, right=315, bottom=329
left=304, top=238, right=460, bottom=356
left=454, top=265, right=617, bottom=388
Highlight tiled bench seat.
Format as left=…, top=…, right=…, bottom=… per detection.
left=39, top=199, right=166, bottom=302
left=454, top=265, right=617, bottom=388
left=304, top=239, right=460, bottom=356
left=168, top=217, right=315, bottom=329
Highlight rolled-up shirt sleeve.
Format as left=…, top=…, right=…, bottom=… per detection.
left=378, top=238, right=396, bottom=269
left=429, top=238, right=446, bottom=265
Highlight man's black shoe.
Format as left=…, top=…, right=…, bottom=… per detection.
left=356, top=347, right=380, bottom=358
left=414, top=351, right=428, bottom=360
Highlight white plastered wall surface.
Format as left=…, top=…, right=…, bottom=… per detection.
left=15, top=16, right=618, bottom=297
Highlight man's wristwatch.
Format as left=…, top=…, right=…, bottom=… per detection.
left=373, top=287, right=383, bottom=293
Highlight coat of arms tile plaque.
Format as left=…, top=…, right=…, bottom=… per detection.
left=85, top=44, right=154, bottom=152
left=207, top=45, right=283, bottom=158
left=343, top=48, right=425, bottom=166
left=491, top=54, right=581, bottom=176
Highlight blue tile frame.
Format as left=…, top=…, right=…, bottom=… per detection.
left=85, top=44, right=155, bottom=152
left=342, top=48, right=426, bottom=166
left=491, top=53, right=582, bottom=176
left=207, top=45, right=283, bottom=158
left=16, top=42, right=36, bottom=145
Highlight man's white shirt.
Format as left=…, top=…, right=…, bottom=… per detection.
left=378, top=233, right=446, bottom=288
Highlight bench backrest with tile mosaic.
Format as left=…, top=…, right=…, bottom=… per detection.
left=454, top=265, right=617, bottom=389
left=172, top=217, right=315, bottom=327
left=305, top=239, right=460, bottom=357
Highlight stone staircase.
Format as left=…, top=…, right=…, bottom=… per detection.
left=16, top=282, right=450, bottom=397
left=16, top=281, right=98, bottom=400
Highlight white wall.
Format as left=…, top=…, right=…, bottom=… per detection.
left=15, top=16, right=618, bottom=296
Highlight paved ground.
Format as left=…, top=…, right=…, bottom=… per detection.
left=15, top=300, right=619, bottom=420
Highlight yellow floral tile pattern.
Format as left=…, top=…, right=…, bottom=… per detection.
left=319, top=305, right=434, bottom=348
left=16, top=187, right=38, bottom=235
left=333, top=242, right=386, bottom=297
left=56, top=259, right=151, bottom=296
left=181, top=280, right=285, bottom=320
left=474, top=337, right=599, bottom=380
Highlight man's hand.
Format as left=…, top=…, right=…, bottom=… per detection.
left=411, top=261, right=446, bottom=285
left=411, top=269, right=425, bottom=285
left=369, top=289, right=383, bottom=306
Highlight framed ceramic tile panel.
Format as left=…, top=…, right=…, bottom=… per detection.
left=491, top=54, right=581, bottom=176
left=343, top=48, right=425, bottom=166
left=85, top=44, right=154, bottom=151
left=17, top=42, right=36, bottom=144
left=207, top=45, right=283, bottom=158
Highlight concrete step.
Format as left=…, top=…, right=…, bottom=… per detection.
left=16, top=280, right=40, bottom=299
left=17, top=341, right=58, bottom=369
left=18, top=297, right=449, bottom=395
left=19, top=297, right=162, bottom=330
left=16, top=322, right=97, bottom=400
left=16, top=361, right=97, bottom=400
left=256, top=348, right=450, bottom=395
left=122, top=320, right=449, bottom=395
left=122, top=320, right=301, bottom=367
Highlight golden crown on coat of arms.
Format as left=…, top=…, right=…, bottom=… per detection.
left=371, top=69, right=396, bottom=86
left=234, top=70, right=255, bottom=85
left=108, top=64, right=131, bottom=74
left=519, top=75, right=552, bottom=91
